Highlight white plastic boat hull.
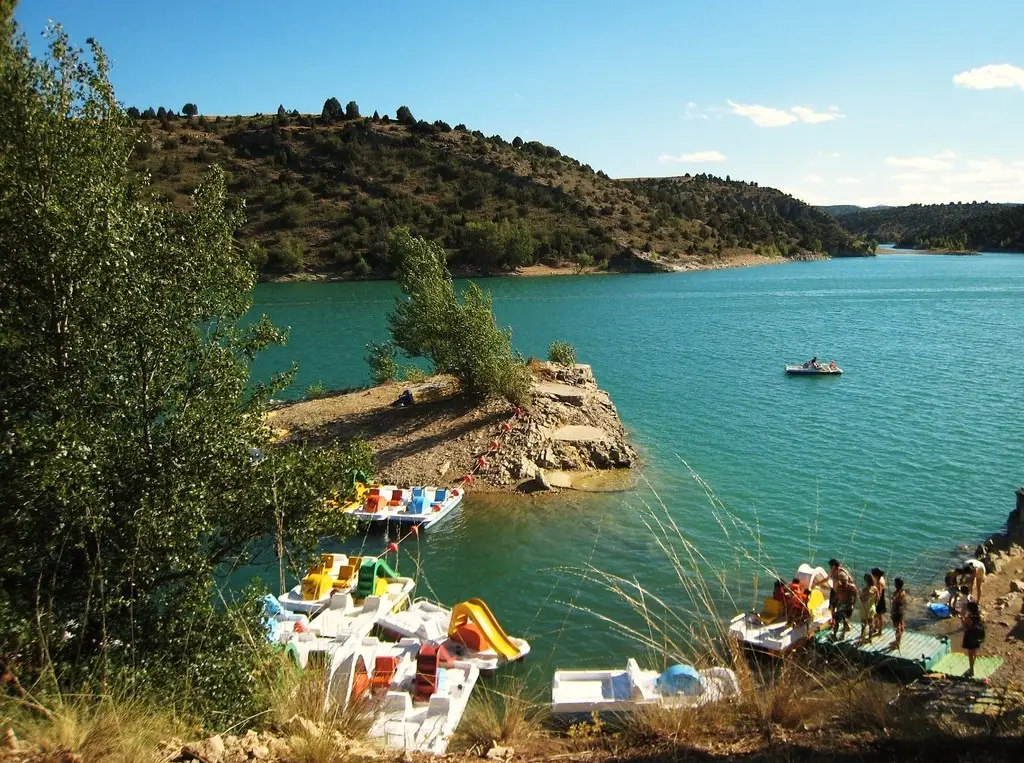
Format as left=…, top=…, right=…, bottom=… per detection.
left=376, top=598, right=531, bottom=673
left=551, top=659, right=739, bottom=718
left=785, top=365, right=842, bottom=375
left=280, top=578, right=416, bottom=669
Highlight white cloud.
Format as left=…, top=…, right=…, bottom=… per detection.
left=804, top=174, right=824, bottom=184
left=727, top=100, right=844, bottom=127
left=658, top=150, right=727, bottom=163
left=836, top=176, right=860, bottom=185
left=684, top=101, right=709, bottom=120
left=953, top=63, right=1024, bottom=90
left=727, top=100, right=797, bottom=127
left=885, top=149, right=956, bottom=171
left=891, top=172, right=928, bottom=181
left=791, top=106, right=844, bottom=124
left=945, top=157, right=1024, bottom=185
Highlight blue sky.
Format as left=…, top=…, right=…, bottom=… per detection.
left=14, top=0, right=1024, bottom=206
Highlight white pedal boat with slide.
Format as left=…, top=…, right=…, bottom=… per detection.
left=551, top=659, right=739, bottom=719
left=728, top=564, right=832, bottom=655
left=375, top=597, right=531, bottom=673
left=329, top=636, right=480, bottom=755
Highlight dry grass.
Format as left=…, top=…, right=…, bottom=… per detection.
left=455, top=676, right=551, bottom=753
left=267, top=658, right=378, bottom=761
left=1, top=692, right=191, bottom=763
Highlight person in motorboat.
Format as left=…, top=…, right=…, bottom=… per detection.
left=828, top=360, right=838, bottom=371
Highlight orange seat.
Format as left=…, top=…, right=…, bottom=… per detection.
left=371, top=655, right=400, bottom=695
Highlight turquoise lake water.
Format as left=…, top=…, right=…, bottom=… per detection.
left=250, top=254, right=1024, bottom=673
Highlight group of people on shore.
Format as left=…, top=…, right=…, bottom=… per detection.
left=824, top=558, right=987, bottom=676
left=824, top=561, right=907, bottom=649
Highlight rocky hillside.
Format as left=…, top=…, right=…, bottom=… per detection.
left=836, top=202, right=1024, bottom=251
left=130, top=110, right=872, bottom=278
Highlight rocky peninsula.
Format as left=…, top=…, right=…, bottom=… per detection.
left=267, top=362, right=636, bottom=493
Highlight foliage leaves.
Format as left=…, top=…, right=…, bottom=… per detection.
left=0, top=21, right=372, bottom=722
left=387, top=229, right=531, bottom=405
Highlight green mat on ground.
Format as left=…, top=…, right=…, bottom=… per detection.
left=929, top=652, right=1003, bottom=679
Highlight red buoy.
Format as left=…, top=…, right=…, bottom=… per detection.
left=501, top=422, right=513, bottom=431
left=411, top=525, right=420, bottom=536
left=489, top=440, right=500, bottom=451
left=387, top=542, right=399, bottom=553
left=477, top=456, right=488, bottom=467
left=462, top=474, right=473, bottom=483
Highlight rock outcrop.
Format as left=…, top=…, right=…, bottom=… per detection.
left=480, top=363, right=636, bottom=492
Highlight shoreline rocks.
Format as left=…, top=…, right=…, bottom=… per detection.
left=482, top=362, right=637, bottom=492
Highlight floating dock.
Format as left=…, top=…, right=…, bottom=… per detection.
left=812, top=626, right=951, bottom=677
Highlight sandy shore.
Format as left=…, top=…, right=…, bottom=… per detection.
left=264, top=251, right=829, bottom=282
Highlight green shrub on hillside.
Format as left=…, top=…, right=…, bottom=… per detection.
left=548, top=341, right=577, bottom=366
left=365, top=341, right=398, bottom=384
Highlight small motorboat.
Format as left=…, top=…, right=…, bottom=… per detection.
left=330, top=637, right=480, bottom=755
left=278, top=553, right=363, bottom=615
left=376, top=597, right=531, bottom=674
left=728, top=564, right=832, bottom=655
left=786, top=360, right=842, bottom=375
left=551, top=659, right=740, bottom=719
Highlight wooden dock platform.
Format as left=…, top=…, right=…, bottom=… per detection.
left=812, top=626, right=951, bottom=677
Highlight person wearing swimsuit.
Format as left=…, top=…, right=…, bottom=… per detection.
left=871, top=568, right=887, bottom=637
left=890, top=577, right=907, bottom=651
left=859, top=573, right=879, bottom=642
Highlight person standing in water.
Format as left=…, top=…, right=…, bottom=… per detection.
left=871, top=568, right=887, bottom=637
left=890, top=578, right=907, bottom=651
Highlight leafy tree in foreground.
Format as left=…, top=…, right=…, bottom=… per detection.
left=387, top=229, right=531, bottom=405
left=0, top=22, right=371, bottom=721
left=182, top=101, right=198, bottom=117
left=345, top=99, right=360, bottom=119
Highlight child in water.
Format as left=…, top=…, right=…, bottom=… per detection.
left=860, top=573, right=878, bottom=642
left=890, top=578, right=907, bottom=651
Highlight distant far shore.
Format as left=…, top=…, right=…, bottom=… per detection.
left=262, top=250, right=833, bottom=283
left=877, top=246, right=980, bottom=256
